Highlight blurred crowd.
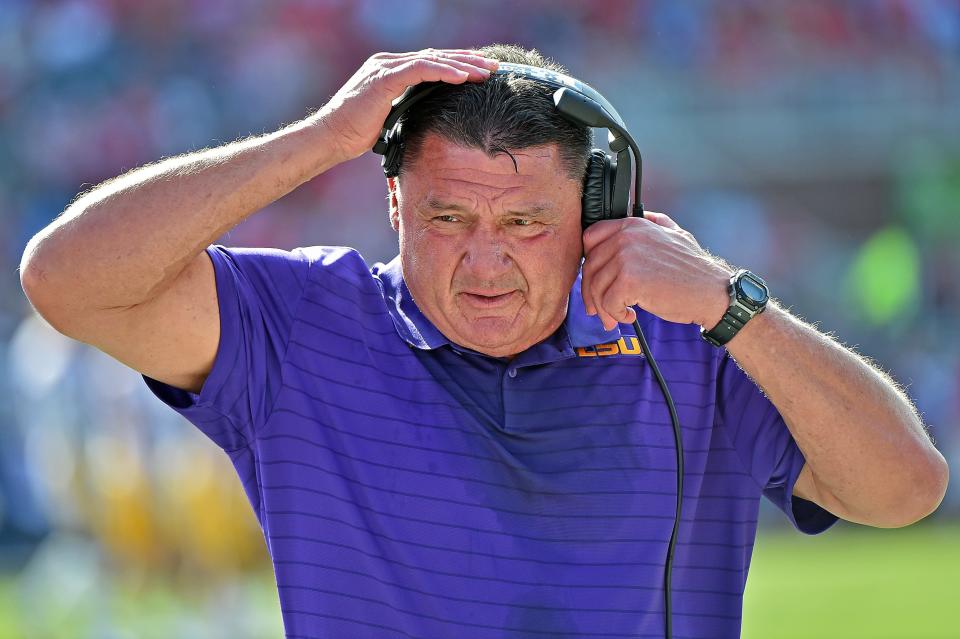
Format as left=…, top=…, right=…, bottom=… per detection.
left=1, top=0, right=958, bottom=636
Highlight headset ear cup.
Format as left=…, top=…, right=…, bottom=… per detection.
left=382, top=124, right=404, bottom=178
left=581, top=150, right=611, bottom=229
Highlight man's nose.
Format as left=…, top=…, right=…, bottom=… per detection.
left=461, top=225, right=513, bottom=281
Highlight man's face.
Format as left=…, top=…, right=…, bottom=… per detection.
left=389, top=132, right=583, bottom=358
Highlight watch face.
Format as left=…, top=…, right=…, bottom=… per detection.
left=739, top=275, right=768, bottom=305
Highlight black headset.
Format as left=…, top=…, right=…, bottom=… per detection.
left=372, top=62, right=644, bottom=229
left=372, top=62, right=683, bottom=639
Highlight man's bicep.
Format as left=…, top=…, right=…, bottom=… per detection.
left=85, top=250, right=220, bottom=394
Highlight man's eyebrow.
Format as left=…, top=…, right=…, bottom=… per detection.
left=506, top=203, right=554, bottom=217
left=423, top=197, right=471, bottom=212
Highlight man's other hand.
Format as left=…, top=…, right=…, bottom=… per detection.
left=581, top=212, right=735, bottom=331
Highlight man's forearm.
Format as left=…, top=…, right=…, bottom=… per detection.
left=723, top=299, right=948, bottom=526
left=20, top=113, right=341, bottom=318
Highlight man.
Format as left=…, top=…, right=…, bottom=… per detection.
left=19, top=44, right=947, bottom=638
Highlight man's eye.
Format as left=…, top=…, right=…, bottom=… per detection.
left=434, top=215, right=459, bottom=223
left=510, top=218, right=534, bottom=227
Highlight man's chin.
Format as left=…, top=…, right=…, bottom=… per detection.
left=449, top=318, right=529, bottom=357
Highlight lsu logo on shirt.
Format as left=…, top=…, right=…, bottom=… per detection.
left=576, top=336, right=645, bottom=358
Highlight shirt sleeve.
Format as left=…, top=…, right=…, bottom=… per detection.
left=715, top=349, right=839, bottom=534
left=141, top=244, right=310, bottom=451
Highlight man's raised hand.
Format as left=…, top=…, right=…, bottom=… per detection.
left=580, top=213, right=735, bottom=332
left=315, top=49, right=499, bottom=165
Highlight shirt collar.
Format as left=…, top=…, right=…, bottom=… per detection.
left=564, top=263, right=626, bottom=346
left=372, top=255, right=624, bottom=353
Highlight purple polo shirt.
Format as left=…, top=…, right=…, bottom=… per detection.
left=143, top=244, right=838, bottom=638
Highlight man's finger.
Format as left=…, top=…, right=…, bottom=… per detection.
left=582, top=218, right=628, bottom=253
left=607, top=301, right=637, bottom=326
left=593, top=301, right=620, bottom=332
left=581, top=257, right=596, bottom=316
left=581, top=227, right=621, bottom=268
left=643, top=211, right=681, bottom=230
left=384, top=59, right=485, bottom=91
left=385, top=57, right=494, bottom=83
left=581, top=240, right=620, bottom=316
left=382, top=51, right=500, bottom=70
left=600, top=278, right=637, bottom=326
left=585, top=259, right=625, bottom=330
left=373, top=49, right=496, bottom=62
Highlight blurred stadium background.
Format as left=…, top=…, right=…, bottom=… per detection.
left=1, top=1, right=958, bottom=637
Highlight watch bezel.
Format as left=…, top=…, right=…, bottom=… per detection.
left=732, top=270, right=769, bottom=310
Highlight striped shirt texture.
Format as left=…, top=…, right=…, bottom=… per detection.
left=143, top=244, right=838, bottom=638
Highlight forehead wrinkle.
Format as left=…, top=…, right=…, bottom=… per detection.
left=434, top=166, right=538, bottom=188
left=436, top=177, right=528, bottom=193
left=423, top=179, right=529, bottom=211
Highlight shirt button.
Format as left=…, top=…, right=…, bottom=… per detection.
left=508, top=368, right=517, bottom=378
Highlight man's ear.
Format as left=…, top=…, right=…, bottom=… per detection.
left=387, top=177, right=400, bottom=232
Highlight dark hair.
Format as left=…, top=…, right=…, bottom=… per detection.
left=396, top=44, right=592, bottom=184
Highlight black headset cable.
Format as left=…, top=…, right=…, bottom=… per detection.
left=632, top=310, right=683, bottom=639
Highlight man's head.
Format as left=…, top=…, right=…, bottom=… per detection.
left=387, top=44, right=592, bottom=358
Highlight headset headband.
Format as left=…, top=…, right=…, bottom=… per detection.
left=373, top=62, right=626, bottom=155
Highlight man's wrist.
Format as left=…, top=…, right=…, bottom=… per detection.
left=698, top=266, right=736, bottom=329
left=700, top=268, right=771, bottom=347
left=290, top=111, right=352, bottom=176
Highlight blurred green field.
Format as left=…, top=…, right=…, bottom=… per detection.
left=0, top=563, right=284, bottom=639
left=744, top=519, right=960, bottom=638
left=0, top=520, right=956, bottom=638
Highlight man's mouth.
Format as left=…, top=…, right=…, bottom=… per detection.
left=459, top=290, right=518, bottom=308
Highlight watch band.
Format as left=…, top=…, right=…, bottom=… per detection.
left=700, top=270, right=768, bottom=347
left=700, top=305, right=749, bottom=347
